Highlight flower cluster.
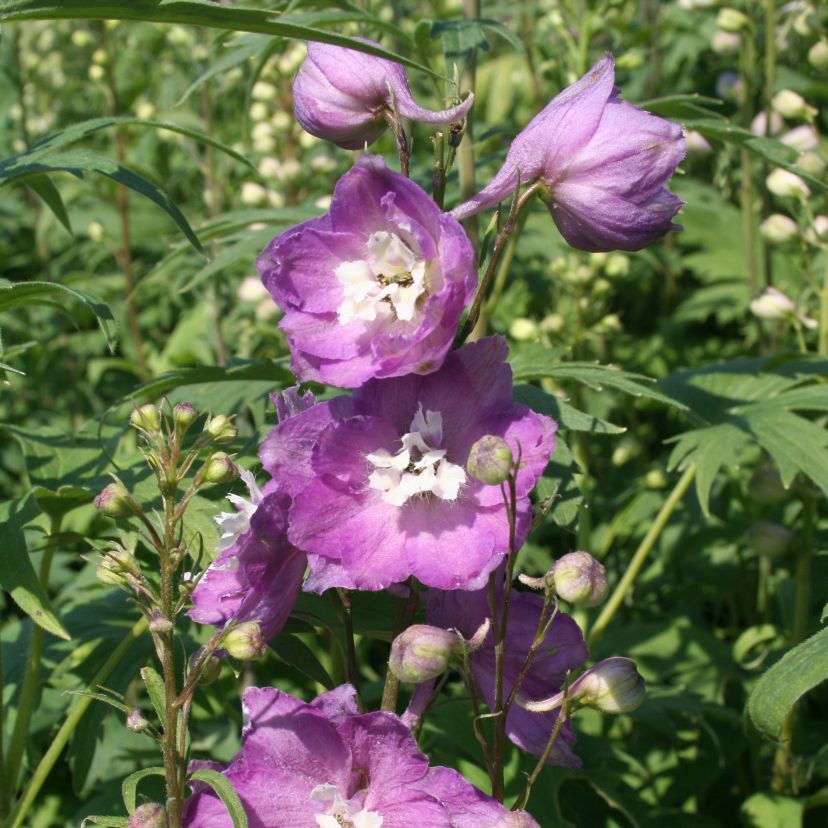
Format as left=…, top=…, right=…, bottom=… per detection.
left=182, top=38, right=680, bottom=826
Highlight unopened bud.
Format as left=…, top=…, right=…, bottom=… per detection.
left=130, top=404, right=160, bottom=434
left=808, top=40, right=828, bottom=71
left=466, top=436, right=514, bottom=485
left=552, top=551, right=608, bottom=607
left=711, top=30, right=741, bottom=55
left=746, top=521, right=794, bottom=558
left=200, top=653, right=222, bottom=685
left=96, top=547, right=140, bottom=587
left=771, top=89, right=816, bottom=121
left=806, top=215, right=828, bottom=244
left=759, top=214, right=798, bottom=245
left=203, top=452, right=238, bottom=484
left=569, top=657, right=646, bottom=713
left=766, top=168, right=810, bottom=199
left=126, top=708, right=150, bottom=733
left=149, top=611, right=173, bottom=635
left=716, top=8, right=750, bottom=32
left=797, top=152, right=826, bottom=178
left=93, top=481, right=134, bottom=518
left=780, top=125, right=818, bottom=152
left=173, top=402, right=197, bottom=430
left=223, top=621, right=266, bottom=661
left=204, top=414, right=237, bottom=444
left=389, top=625, right=464, bottom=683
left=127, top=803, right=167, bottom=828
left=750, top=287, right=796, bottom=321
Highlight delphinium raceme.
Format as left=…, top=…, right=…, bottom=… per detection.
left=89, top=36, right=684, bottom=828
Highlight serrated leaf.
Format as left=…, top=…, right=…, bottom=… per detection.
left=534, top=436, right=583, bottom=528
left=0, top=279, right=118, bottom=351
left=748, top=627, right=828, bottom=740
left=513, top=384, right=625, bottom=434
left=0, top=0, right=429, bottom=74
left=188, top=768, right=248, bottom=828
left=121, top=766, right=166, bottom=813
left=0, top=494, right=71, bottom=640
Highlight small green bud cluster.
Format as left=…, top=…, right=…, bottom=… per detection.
left=96, top=545, right=141, bottom=589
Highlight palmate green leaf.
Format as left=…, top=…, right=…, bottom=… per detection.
left=514, top=384, right=625, bottom=435
left=535, top=435, right=583, bottom=528
left=0, top=148, right=204, bottom=254
left=747, top=627, right=828, bottom=740
left=121, top=766, right=166, bottom=813
left=741, top=793, right=804, bottom=828
left=0, top=279, right=118, bottom=351
left=188, top=768, right=249, bottom=828
left=0, top=0, right=429, bottom=74
left=0, top=493, right=71, bottom=639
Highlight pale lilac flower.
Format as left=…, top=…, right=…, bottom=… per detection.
left=260, top=337, right=556, bottom=591
left=452, top=55, right=685, bottom=252
left=428, top=582, right=589, bottom=767
left=293, top=40, right=474, bottom=150
left=257, top=155, right=476, bottom=388
left=183, top=685, right=538, bottom=827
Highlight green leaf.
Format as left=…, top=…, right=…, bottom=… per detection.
left=0, top=148, right=204, bottom=254
left=23, top=173, right=72, bottom=232
left=121, top=766, right=166, bottom=813
left=513, top=383, right=625, bottom=435
left=270, top=633, right=335, bottom=690
left=0, top=494, right=71, bottom=640
left=741, top=793, right=804, bottom=828
left=188, top=768, right=249, bottom=828
left=0, top=279, right=118, bottom=351
left=0, top=0, right=430, bottom=74
left=747, top=626, right=828, bottom=740
left=140, top=666, right=166, bottom=723
left=534, top=436, right=583, bottom=528
left=640, top=93, right=725, bottom=121
left=80, top=817, right=129, bottom=827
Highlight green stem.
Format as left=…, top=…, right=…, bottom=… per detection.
left=589, top=465, right=697, bottom=648
left=3, top=617, right=148, bottom=828
left=337, top=589, right=361, bottom=707
left=5, top=517, right=61, bottom=791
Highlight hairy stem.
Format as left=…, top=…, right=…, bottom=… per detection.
left=589, top=464, right=697, bottom=647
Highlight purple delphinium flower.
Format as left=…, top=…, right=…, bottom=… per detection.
left=183, top=684, right=538, bottom=827
left=293, top=40, right=474, bottom=150
left=260, top=337, right=556, bottom=592
left=257, top=154, right=476, bottom=388
left=428, top=582, right=589, bottom=767
left=452, top=55, right=686, bottom=252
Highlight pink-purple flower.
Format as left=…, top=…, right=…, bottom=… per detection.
left=182, top=684, right=538, bottom=827
left=257, top=154, right=476, bottom=388
left=260, top=337, right=556, bottom=592
left=452, top=55, right=686, bottom=252
left=428, top=583, right=589, bottom=767
left=293, top=40, right=474, bottom=150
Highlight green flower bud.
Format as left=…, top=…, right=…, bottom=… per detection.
left=766, top=168, right=810, bottom=199
left=388, top=625, right=464, bottom=683
left=759, top=214, right=798, bottom=245
left=173, top=402, right=197, bottom=430
left=466, top=436, right=514, bottom=485
left=129, top=404, right=160, bottom=434
left=127, top=803, right=167, bottom=828
left=570, top=657, right=646, bottom=714
left=204, top=414, right=238, bottom=444
left=200, top=653, right=222, bottom=685
left=711, top=30, right=741, bottom=56
left=96, top=547, right=140, bottom=587
left=771, top=89, right=816, bottom=121
left=203, top=452, right=238, bottom=484
left=808, top=40, right=828, bottom=71
left=797, top=151, right=826, bottom=178
left=716, top=8, right=750, bottom=32
left=552, top=551, right=609, bottom=607
left=126, top=708, right=150, bottom=733
left=746, top=520, right=794, bottom=558
left=223, top=621, right=266, bottom=661
left=93, top=481, right=135, bottom=518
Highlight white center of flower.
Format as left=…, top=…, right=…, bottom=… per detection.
left=366, top=405, right=466, bottom=507
left=214, top=468, right=264, bottom=552
left=335, top=231, right=428, bottom=325
left=311, top=784, right=383, bottom=828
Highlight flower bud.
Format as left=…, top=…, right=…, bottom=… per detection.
left=127, top=803, right=167, bottom=828
left=93, top=481, right=135, bottom=518
left=509, top=317, right=539, bottom=342
left=711, top=30, right=741, bottom=55
left=204, top=414, right=237, bottom=444
left=780, top=125, right=818, bottom=152
left=202, top=452, right=238, bottom=484
left=552, top=551, right=608, bottom=607
left=126, top=708, right=150, bottom=733
left=685, top=130, right=712, bottom=154
left=751, top=110, right=783, bottom=137
left=746, top=520, right=794, bottom=558
left=716, top=8, right=750, bottom=32
left=569, top=657, right=646, bottom=714
left=806, top=215, right=828, bottom=244
left=759, top=214, right=798, bottom=244
left=797, top=152, right=825, bottom=178
left=173, top=402, right=197, bottom=430
left=389, top=624, right=464, bottom=683
left=466, top=436, right=514, bottom=485
left=766, top=168, right=810, bottom=199
left=750, top=287, right=796, bottom=321
left=96, top=547, right=140, bottom=587
left=715, top=71, right=742, bottom=102
left=149, top=611, right=173, bottom=635
left=129, top=404, right=160, bottom=434
left=223, top=621, right=267, bottom=661
left=808, top=40, right=828, bottom=71
left=200, top=653, right=222, bottom=685
left=771, top=89, right=816, bottom=121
